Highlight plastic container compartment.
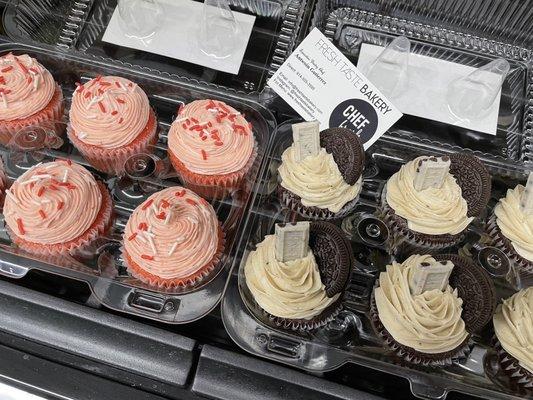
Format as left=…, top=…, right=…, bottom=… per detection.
left=307, top=0, right=533, bottom=167
left=0, top=42, right=275, bottom=324
left=1, top=0, right=306, bottom=97
left=221, top=120, right=531, bottom=400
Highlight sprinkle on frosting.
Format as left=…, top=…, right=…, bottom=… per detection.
left=69, top=75, right=150, bottom=149
left=167, top=99, right=255, bottom=175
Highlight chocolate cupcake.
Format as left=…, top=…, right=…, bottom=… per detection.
left=492, top=287, right=532, bottom=392
left=278, top=122, right=365, bottom=220
left=486, top=173, right=533, bottom=286
left=381, top=153, right=491, bottom=255
left=370, top=254, right=495, bottom=367
left=243, top=221, right=353, bottom=331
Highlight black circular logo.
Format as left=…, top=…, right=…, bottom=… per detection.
left=329, top=99, right=378, bottom=144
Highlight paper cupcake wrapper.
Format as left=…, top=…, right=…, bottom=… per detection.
left=369, top=286, right=473, bottom=367
left=493, top=337, right=533, bottom=391
left=486, top=214, right=533, bottom=283
left=68, top=109, right=158, bottom=175
left=8, top=181, right=114, bottom=258
left=169, top=141, right=258, bottom=199
left=123, top=223, right=226, bottom=291
left=0, top=84, right=65, bottom=146
left=278, top=185, right=360, bottom=221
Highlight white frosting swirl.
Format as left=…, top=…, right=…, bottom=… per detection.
left=244, top=235, right=339, bottom=320
left=493, top=287, right=533, bottom=374
left=375, top=254, right=469, bottom=354
left=386, top=156, right=473, bottom=235
left=3, top=161, right=102, bottom=244
left=495, top=185, right=533, bottom=262
left=279, top=146, right=362, bottom=213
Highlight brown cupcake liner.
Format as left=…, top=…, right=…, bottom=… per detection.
left=486, top=214, right=533, bottom=284
left=494, top=337, right=533, bottom=391
left=369, top=287, right=473, bottom=367
left=67, top=109, right=158, bottom=175
left=278, top=185, right=360, bottom=221
left=123, top=223, right=226, bottom=291
left=0, top=84, right=65, bottom=146
left=8, top=181, right=114, bottom=258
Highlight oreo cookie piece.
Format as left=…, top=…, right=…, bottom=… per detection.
left=320, top=127, right=365, bottom=185
left=434, top=254, right=495, bottom=334
left=448, top=153, right=491, bottom=217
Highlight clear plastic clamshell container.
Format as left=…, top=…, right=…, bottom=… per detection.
left=1, top=0, right=307, bottom=98
left=0, top=42, right=275, bottom=323
left=309, top=0, right=533, bottom=167
left=221, top=120, right=531, bottom=400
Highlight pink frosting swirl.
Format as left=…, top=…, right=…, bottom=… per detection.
left=3, top=161, right=102, bottom=244
left=167, top=99, right=254, bottom=175
left=69, top=76, right=150, bottom=149
left=123, top=187, right=221, bottom=279
left=0, top=53, right=56, bottom=121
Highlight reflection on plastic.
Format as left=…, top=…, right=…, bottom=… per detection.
left=363, top=36, right=410, bottom=100
left=117, top=0, right=164, bottom=41
left=447, top=58, right=510, bottom=122
left=198, top=0, right=239, bottom=59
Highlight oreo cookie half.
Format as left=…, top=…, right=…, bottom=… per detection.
left=320, top=127, right=365, bottom=185
left=448, top=153, right=491, bottom=217
left=434, top=254, right=495, bottom=334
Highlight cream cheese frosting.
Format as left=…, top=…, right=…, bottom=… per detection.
left=123, top=187, right=221, bottom=280
left=244, top=235, right=339, bottom=320
left=494, top=185, right=533, bottom=262
left=167, top=99, right=254, bottom=175
left=3, top=160, right=102, bottom=244
left=279, top=146, right=362, bottom=213
left=0, top=53, right=56, bottom=121
left=374, top=254, right=469, bottom=354
left=69, top=76, right=150, bottom=149
left=386, top=156, right=473, bottom=235
left=493, top=287, right=533, bottom=374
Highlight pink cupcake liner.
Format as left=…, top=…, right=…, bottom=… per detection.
left=67, top=109, right=158, bottom=175
left=494, top=337, right=533, bottom=392
left=0, top=84, right=65, bottom=146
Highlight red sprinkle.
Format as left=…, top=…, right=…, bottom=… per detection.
left=3, top=89, right=11, bottom=94
left=0, top=76, right=5, bottom=85
left=118, top=118, right=123, bottom=124
left=141, top=199, right=154, bottom=210
left=206, top=99, right=216, bottom=109
left=161, top=199, right=170, bottom=208
left=39, top=209, right=46, bottom=219
left=141, top=254, right=154, bottom=261
left=201, top=136, right=207, bottom=141
left=116, top=98, right=125, bottom=104
left=111, top=110, right=118, bottom=116
left=186, top=199, right=197, bottom=206
left=98, top=101, right=106, bottom=113
left=15, top=57, right=29, bottom=74
left=114, top=81, right=121, bottom=88
left=175, top=190, right=186, bottom=197
left=49, top=184, right=58, bottom=191
left=207, top=121, right=213, bottom=127
left=84, top=91, right=92, bottom=98
left=128, top=232, right=137, bottom=241
left=214, top=141, right=224, bottom=146
left=27, top=76, right=32, bottom=84
left=67, top=185, right=77, bottom=190
left=99, top=81, right=111, bottom=86
left=29, top=67, right=39, bottom=74
left=37, top=186, right=45, bottom=197
left=138, top=222, right=148, bottom=231
left=1, top=66, right=13, bottom=73
left=128, top=82, right=133, bottom=87
left=218, top=103, right=230, bottom=113
left=57, top=201, right=64, bottom=210
left=191, top=117, right=199, bottom=124
left=156, top=211, right=166, bottom=220
left=201, top=149, right=207, bottom=160
left=16, top=218, right=24, bottom=235
left=181, top=123, right=187, bottom=129
left=98, top=88, right=104, bottom=95
left=56, top=181, right=70, bottom=187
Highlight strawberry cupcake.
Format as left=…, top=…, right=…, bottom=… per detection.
left=68, top=76, right=158, bottom=175
left=122, top=186, right=225, bottom=290
left=3, top=160, right=114, bottom=256
left=0, top=53, right=64, bottom=146
left=167, top=99, right=256, bottom=197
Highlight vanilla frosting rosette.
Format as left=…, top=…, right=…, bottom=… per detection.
left=0, top=53, right=64, bottom=145
left=122, top=187, right=225, bottom=289
left=68, top=75, right=158, bottom=174
left=167, top=99, right=256, bottom=198
left=3, top=160, right=113, bottom=256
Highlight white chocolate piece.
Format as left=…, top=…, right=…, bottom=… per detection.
left=409, top=260, right=454, bottom=295
left=520, top=172, right=533, bottom=215
left=274, top=221, right=310, bottom=262
left=413, top=156, right=451, bottom=191
left=292, top=121, right=320, bottom=162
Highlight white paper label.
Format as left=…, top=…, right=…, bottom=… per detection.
left=268, top=28, right=403, bottom=150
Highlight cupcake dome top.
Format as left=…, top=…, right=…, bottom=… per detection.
left=69, top=76, right=150, bottom=149
left=167, top=99, right=254, bottom=175
left=0, top=53, right=56, bottom=122
left=3, top=160, right=102, bottom=245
